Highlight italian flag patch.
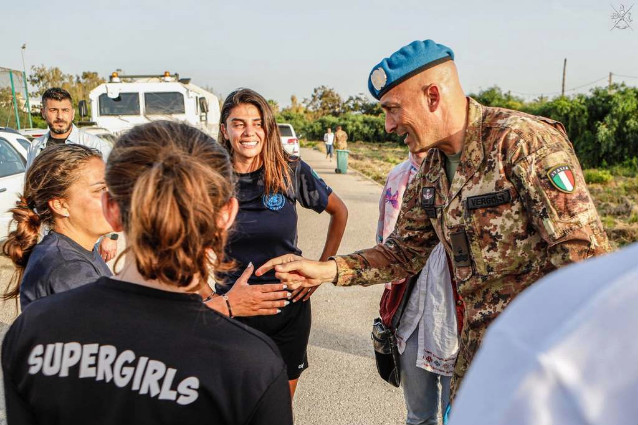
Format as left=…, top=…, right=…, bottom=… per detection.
left=547, top=164, right=575, bottom=193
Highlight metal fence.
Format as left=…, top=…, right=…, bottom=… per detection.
left=0, top=67, right=32, bottom=130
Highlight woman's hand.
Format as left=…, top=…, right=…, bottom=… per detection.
left=206, top=263, right=291, bottom=317
left=98, top=236, right=118, bottom=262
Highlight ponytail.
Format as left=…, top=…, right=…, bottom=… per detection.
left=1, top=197, right=42, bottom=299
left=107, top=120, right=236, bottom=288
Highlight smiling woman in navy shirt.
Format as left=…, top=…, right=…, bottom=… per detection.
left=217, top=88, right=348, bottom=399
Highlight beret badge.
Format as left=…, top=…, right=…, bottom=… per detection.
left=370, top=67, right=387, bottom=92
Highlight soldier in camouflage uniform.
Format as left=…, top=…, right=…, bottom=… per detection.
left=334, top=126, right=348, bottom=150
left=257, top=39, right=611, bottom=399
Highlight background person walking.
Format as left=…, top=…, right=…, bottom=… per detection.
left=323, top=127, right=335, bottom=161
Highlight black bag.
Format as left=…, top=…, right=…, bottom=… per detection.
left=371, top=317, right=401, bottom=387
left=371, top=272, right=420, bottom=387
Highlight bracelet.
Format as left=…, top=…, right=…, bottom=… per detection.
left=221, top=294, right=233, bottom=318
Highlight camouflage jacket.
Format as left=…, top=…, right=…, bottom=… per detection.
left=333, top=98, right=611, bottom=394
left=334, top=130, right=348, bottom=150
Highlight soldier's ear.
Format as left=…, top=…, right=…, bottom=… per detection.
left=424, top=84, right=440, bottom=111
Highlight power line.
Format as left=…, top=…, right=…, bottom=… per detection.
left=508, top=74, right=637, bottom=98
left=565, top=76, right=609, bottom=92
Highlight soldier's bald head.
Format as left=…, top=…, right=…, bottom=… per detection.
left=371, top=39, right=468, bottom=154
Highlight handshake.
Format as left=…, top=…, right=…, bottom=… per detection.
left=204, top=256, right=338, bottom=318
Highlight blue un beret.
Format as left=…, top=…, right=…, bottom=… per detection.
left=368, top=39, right=455, bottom=100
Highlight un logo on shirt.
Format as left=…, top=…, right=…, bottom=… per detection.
left=262, top=193, right=286, bottom=211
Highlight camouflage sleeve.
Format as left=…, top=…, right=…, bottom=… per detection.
left=334, top=171, right=438, bottom=286
left=509, top=127, right=611, bottom=269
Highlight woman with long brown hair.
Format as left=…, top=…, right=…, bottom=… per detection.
left=2, top=144, right=113, bottom=310
left=217, top=88, right=348, bottom=398
left=1, top=121, right=293, bottom=425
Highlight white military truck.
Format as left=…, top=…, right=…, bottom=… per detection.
left=84, top=71, right=220, bottom=137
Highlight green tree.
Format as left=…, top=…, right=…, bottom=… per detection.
left=594, top=85, right=638, bottom=166
left=75, top=71, right=105, bottom=100
left=470, top=86, right=526, bottom=110
left=267, top=99, right=280, bottom=114
left=343, top=93, right=383, bottom=115
left=28, top=66, right=106, bottom=120
left=304, top=86, right=343, bottom=118
left=28, top=65, right=74, bottom=97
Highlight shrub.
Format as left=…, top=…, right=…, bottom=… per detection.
left=584, top=169, right=614, bottom=184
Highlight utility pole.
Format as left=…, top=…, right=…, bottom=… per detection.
left=21, top=43, right=33, bottom=128
left=561, top=58, right=567, bottom=97
left=609, top=72, right=613, bottom=90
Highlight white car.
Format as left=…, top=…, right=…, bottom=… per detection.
left=80, top=126, right=117, bottom=145
left=1, top=128, right=32, bottom=159
left=278, top=123, right=300, bottom=156
left=0, top=128, right=29, bottom=239
left=18, top=128, right=47, bottom=141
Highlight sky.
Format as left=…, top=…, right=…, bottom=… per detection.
left=2, top=0, right=637, bottom=107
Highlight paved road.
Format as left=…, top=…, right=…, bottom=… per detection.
left=294, top=147, right=406, bottom=425
left=0, top=146, right=406, bottom=425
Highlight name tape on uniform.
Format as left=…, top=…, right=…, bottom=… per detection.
left=466, top=190, right=512, bottom=210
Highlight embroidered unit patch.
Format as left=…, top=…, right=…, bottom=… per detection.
left=262, top=193, right=286, bottom=210
left=547, top=164, right=575, bottom=193
left=421, top=187, right=437, bottom=218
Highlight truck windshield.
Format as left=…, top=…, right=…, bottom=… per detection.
left=144, top=92, right=185, bottom=114
left=99, top=93, right=140, bottom=116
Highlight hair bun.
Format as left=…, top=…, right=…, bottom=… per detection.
left=160, top=153, right=185, bottom=167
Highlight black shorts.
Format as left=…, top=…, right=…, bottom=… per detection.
left=237, top=299, right=311, bottom=380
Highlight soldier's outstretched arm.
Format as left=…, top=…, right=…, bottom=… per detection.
left=331, top=172, right=439, bottom=287
left=259, top=173, right=438, bottom=288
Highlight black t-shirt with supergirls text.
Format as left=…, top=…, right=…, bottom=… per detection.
left=2, top=277, right=292, bottom=425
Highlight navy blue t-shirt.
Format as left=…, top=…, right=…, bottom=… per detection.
left=20, top=231, right=112, bottom=310
left=218, top=160, right=332, bottom=289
